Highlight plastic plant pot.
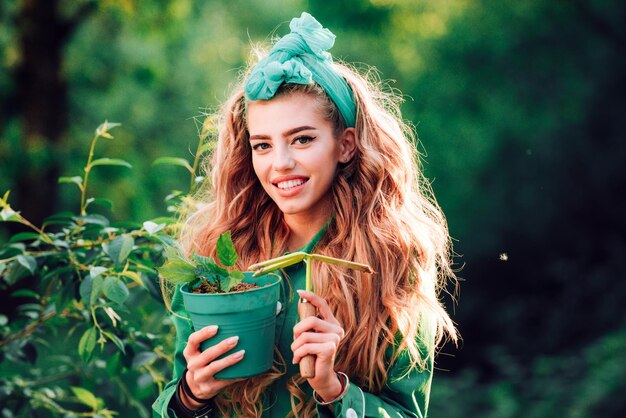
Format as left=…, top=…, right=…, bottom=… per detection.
left=180, top=271, right=282, bottom=379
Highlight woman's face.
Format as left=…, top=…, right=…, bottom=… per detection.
left=247, top=92, right=353, bottom=224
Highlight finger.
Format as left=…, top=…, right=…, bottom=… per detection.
left=297, top=290, right=335, bottom=321
left=293, top=316, right=343, bottom=339
left=183, top=325, right=218, bottom=361
left=292, top=342, right=336, bottom=364
left=291, top=331, right=341, bottom=353
left=188, top=335, right=240, bottom=371
left=204, top=349, right=246, bottom=379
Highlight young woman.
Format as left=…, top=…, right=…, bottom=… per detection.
left=153, top=12, right=457, bottom=418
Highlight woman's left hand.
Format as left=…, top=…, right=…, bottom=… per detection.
left=291, top=289, right=345, bottom=402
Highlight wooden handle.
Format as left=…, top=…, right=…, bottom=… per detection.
left=298, top=299, right=317, bottom=378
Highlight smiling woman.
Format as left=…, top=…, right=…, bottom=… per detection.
left=153, top=12, right=457, bottom=418
left=248, top=88, right=356, bottom=250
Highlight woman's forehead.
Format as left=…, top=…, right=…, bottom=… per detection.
left=247, top=92, right=328, bottom=132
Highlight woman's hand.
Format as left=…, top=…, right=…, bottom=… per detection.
left=181, top=325, right=245, bottom=409
left=291, top=290, right=345, bottom=402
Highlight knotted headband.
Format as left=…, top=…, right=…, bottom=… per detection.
left=244, top=12, right=357, bottom=128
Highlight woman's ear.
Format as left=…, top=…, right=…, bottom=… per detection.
left=338, top=128, right=356, bottom=163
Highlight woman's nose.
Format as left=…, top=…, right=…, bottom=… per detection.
left=273, top=148, right=296, bottom=171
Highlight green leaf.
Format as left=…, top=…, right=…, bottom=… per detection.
left=147, top=216, right=177, bottom=225
left=164, top=190, right=184, bottom=202
left=80, top=275, right=105, bottom=306
left=71, top=386, right=101, bottom=409
left=43, top=211, right=76, bottom=227
left=74, top=214, right=110, bottom=226
left=102, top=331, right=125, bottom=353
left=78, top=328, right=97, bottom=363
left=95, top=120, right=121, bottom=137
left=52, top=239, right=69, bottom=248
left=91, top=276, right=105, bottom=305
left=192, top=253, right=214, bottom=266
left=0, top=314, right=8, bottom=326
left=230, top=270, right=244, bottom=280
left=216, top=231, right=237, bottom=267
left=11, top=289, right=39, bottom=299
left=157, top=260, right=197, bottom=285
left=17, top=303, right=40, bottom=313
left=0, top=207, right=21, bottom=222
left=143, top=221, right=166, bottom=235
left=103, top=235, right=134, bottom=267
left=224, top=270, right=245, bottom=292
left=89, top=158, right=132, bottom=169
left=6, top=261, right=30, bottom=285
left=8, top=232, right=43, bottom=243
left=85, top=197, right=113, bottom=210
left=103, top=276, right=129, bottom=305
left=121, top=271, right=144, bottom=287
left=16, top=254, right=37, bottom=274
left=131, top=351, right=157, bottom=368
left=58, top=176, right=83, bottom=191
left=131, top=262, right=157, bottom=275
left=90, top=267, right=108, bottom=279
left=0, top=243, right=25, bottom=259
left=152, top=157, right=193, bottom=172
left=80, top=277, right=93, bottom=305
left=193, top=255, right=228, bottom=279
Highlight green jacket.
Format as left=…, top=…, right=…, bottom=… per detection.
left=152, top=227, right=433, bottom=418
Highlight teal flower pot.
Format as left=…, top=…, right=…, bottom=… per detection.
left=180, top=272, right=282, bottom=379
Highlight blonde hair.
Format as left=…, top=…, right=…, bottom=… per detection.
left=177, top=62, right=458, bottom=417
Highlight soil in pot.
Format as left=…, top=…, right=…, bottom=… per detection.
left=192, top=280, right=260, bottom=294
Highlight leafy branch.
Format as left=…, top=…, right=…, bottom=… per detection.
left=0, top=121, right=176, bottom=417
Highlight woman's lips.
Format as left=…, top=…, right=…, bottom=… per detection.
left=273, top=178, right=309, bottom=197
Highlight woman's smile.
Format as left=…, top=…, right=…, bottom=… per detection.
left=273, top=176, right=310, bottom=199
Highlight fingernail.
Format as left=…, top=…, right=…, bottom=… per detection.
left=296, top=290, right=304, bottom=294
left=206, top=325, right=218, bottom=333
left=226, top=336, right=239, bottom=345
left=234, top=349, right=245, bottom=359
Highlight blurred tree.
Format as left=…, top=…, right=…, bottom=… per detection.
left=6, top=0, right=97, bottom=226
left=1, top=0, right=626, bottom=415
left=397, top=0, right=626, bottom=377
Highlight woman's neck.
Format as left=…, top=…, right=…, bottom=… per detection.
left=284, top=212, right=330, bottom=252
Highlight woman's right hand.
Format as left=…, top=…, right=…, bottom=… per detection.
left=180, top=325, right=245, bottom=409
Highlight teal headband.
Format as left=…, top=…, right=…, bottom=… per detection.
left=244, top=12, right=357, bottom=128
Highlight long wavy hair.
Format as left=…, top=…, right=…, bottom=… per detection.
left=176, top=62, right=458, bottom=417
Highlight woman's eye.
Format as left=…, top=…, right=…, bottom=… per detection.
left=293, top=135, right=315, bottom=145
left=252, top=143, right=271, bottom=151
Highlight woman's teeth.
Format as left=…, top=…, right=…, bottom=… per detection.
left=276, top=179, right=306, bottom=189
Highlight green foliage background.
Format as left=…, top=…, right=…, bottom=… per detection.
left=1, top=0, right=625, bottom=417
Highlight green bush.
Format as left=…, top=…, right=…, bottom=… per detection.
left=0, top=122, right=206, bottom=417
left=430, top=329, right=626, bottom=418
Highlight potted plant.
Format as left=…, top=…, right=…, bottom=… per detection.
left=158, top=232, right=373, bottom=380
left=157, top=231, right=282, bottom=379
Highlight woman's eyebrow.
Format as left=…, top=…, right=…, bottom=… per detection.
left=283, top=126, right=316, bottom=136
left=250, top=125, right=316, bottom=141
left=249, top=134, right=270, bottom=141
